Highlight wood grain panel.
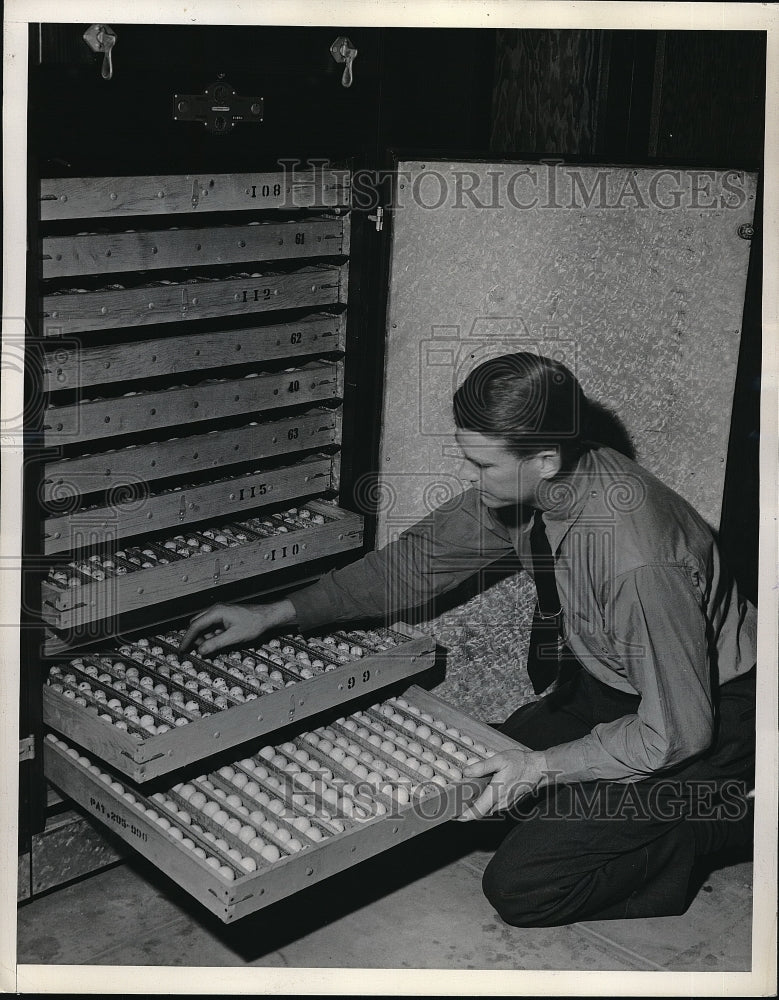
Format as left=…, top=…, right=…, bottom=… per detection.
left=40, top=170, right=351, bottom=220
left=490, top=29, right=604, bottom=155
left=42, top=265, right=347, bottom=335
left=655, top=32, right=766, bottom=164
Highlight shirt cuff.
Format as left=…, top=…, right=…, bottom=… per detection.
left=288, top=582, right=340, bottom=633
left=541, top=736, right=637, bottom=785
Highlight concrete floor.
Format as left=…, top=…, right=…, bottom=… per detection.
left=17, top=821, right=753, bottom=972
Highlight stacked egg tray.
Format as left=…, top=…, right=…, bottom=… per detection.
left=42, top=624, right=436, bottom=780
left=44, top=684, right=519, bottom=922
left=44, top=453, right=336, bottom=556
left=42, top=360, right=342, bottom=446
left=42, top=265, right=347, bottom=337
left=41, top=407, right=342, bottom=505
left=40, top=499, right=363, bottom=630
left=41, top=217, right=349, bottom=281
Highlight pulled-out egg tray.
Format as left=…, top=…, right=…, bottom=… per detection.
left=44, top=685, right=518, bottom=922
left=41, top=500, right=362, bottom=630
left=42, top=624, right=436, bottom=781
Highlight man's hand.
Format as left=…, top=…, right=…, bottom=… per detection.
left=179, top=599, right=296, bottom=657
left=455, top=746, right=549, bottom=821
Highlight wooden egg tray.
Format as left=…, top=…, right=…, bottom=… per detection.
left=42, top=265, right=348, bottom=337
left=44, top=453, right=337, bottom=555
left=43, top=361, right=343, bottom=445
left=44, top=684, right=518, bottom=922
left=40, top=499, right=363, bottom=630
left=42, top=407, right=341, bottom=504
left=40, top=169, right=351, bottom=221
left=42, top=312, right=345, bottom=392
left=42, top=624, right=436, bottom=780
left=42, top=216, right=349, bottom=280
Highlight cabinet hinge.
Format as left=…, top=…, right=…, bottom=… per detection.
left=368, top=207, right=384, bottom=232
left=19, top=736, right=35, bottom=763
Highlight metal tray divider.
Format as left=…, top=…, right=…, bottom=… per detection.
left=139, top=789, right=250, bottom=872
left=65, top=652, right=203, bottom=720
left=285, top=736, right=399, bottom=812
left=253, top=637, right=341, bottom=673
left=189, top=774, right=319, bottom=855
left=279, top=742, right=397, bottom=815
left=325, top=720, right=435, bottom=786
left=379, top=697, right=492, bottom=757
left=46, top=675, right=149, bottom=739
left=149, top=636, right=292, bottom=694
left=224, top=760, right=345, bottom=839
left=111, top=644, right=247, bottom=706
left=228, top=754, right=366, bottom=833
left=203, top=771, right=322, bottom=849
left=124, top=641, right=253, bottom=706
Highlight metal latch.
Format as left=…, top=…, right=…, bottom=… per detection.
left=19, top=736, right=35, bottom=763
left=174, top=77, right=264, bottom=135
left=330, top=36, right=358, bottom=88
left=368, top=207, right=384, bottom=232
left=83, top=24, right=117, bottom=81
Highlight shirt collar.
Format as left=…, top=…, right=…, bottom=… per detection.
left=537, top=449, right=598, bottom=552
left=481, top=448, right=603, bottom=551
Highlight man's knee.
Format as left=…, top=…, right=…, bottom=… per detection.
left=482, top=856, right=571, bottom=927
left=481, top=824, right=565, bottom=927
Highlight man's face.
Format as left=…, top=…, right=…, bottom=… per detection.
left=454, top=428, right=558, bottom=509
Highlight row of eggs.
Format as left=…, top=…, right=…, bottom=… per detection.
left=46, top=628, right=404, bottom=735
left=47, top=364, right=326, bottom=409
left=50, top=270, right=292, bottom=296
left=46, top=507, right=328, bottom=586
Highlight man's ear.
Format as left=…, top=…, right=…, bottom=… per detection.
left=537, top=447, right=562, bottom=480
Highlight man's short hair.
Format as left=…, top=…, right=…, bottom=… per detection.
left=452, top=352, right=590, bottom=466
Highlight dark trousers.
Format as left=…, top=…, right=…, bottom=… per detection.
left=482, top=665, right=756, bottom=927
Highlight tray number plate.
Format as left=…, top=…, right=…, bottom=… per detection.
left=346, top=669, right=371, bottom=689
left=250, top=181, right=283, bottom=200
left=267, top=541, right=301, bottom=562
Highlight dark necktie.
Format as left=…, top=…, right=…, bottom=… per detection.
left=526, top=508, right=564, bottom=695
